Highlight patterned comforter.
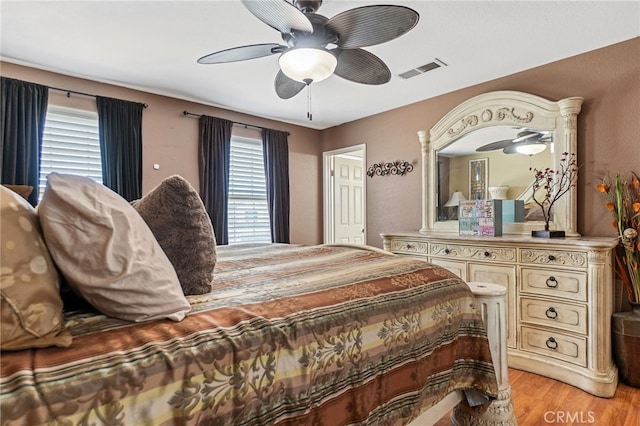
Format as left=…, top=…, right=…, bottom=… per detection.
left=0, top=244, right=497, bottom=425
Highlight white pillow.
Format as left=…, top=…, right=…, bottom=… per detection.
left=38, top=173, right=191, bottom=322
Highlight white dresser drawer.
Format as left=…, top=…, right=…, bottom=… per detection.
left=520, top=297, right=587, bottom=334
left=430, top=243, right=516, bottom=262
left=520, top=249, right=587, bottom=268
left=429, top=258, right=467, bottom=280
left=521, top=268, right=587, bottom=302
left=388, top=239, right=428, bottom=256
left=520, top=326, right=587, bottom=367
left=469, top=263, right=517, bottom=349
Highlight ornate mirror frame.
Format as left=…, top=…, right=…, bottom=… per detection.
left=417, top=90, right=583, bottom=236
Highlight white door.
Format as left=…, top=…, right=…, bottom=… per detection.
left=333, top=155, right=365, bottom=243
left=323, top=145, right=366, bottom=245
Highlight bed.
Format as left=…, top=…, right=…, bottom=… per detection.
left=1, top=172, right=504, bottom=425
left=1, top=242, right=499, bottom=425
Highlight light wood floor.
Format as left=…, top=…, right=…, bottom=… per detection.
left=434, top=368, right=640, bottom=426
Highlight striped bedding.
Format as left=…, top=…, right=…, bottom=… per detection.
left=0, top=244, right=497, bottom=425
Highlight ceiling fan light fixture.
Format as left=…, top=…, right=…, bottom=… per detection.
left=279, top=48, right=337, bottom=83
left=516, top=143, right=547, bottom=156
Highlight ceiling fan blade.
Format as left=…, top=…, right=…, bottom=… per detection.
left=198, top=43, right=286, bottom=64
left=325, top=5, right=419, bottom=49
left=333, top=48, right=390, bottom=85
left=275, top=70, right=306, bottom=99
left=476, top=139, right=514, bottom=152
left=477, top=130, right=553, bottom=152
left=241, top=0, right=313, bottom=34
left=513, top=130, right=543, bottom=143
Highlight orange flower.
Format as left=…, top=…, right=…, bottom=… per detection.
left=633, top=179, right=639, bottom=188
left=634, top=202, right=640, bottom=213
left=597, top=183, right=608, bottom=193
left=606, top=202, right=615, bottom=211
left=613, top=220, right=618, bottom=228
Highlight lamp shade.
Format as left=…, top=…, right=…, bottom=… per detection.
left=279, top=48, right=337, bottom=83
left=515, top=143, right=547, bottom=156
left=444, top=191, right=467, bottom=207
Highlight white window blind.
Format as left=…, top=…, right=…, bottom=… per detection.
left=228, top=137, right=271, bottom=244
left=39, top=106, right=101, bottom=199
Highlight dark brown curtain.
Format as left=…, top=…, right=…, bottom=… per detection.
left=199, top=115, right=232, bottom=245
left=96, top=96, right=144, bottom=201
left=262, top=128, right=290, bottom=243
left=0, top=77, right=49, bottom=206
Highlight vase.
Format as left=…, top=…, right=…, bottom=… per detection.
left=531, top=217, right=565, bottom=238
left=488, top=185, right=509, bottom=200
left=612, top=302, right=640, bottom=388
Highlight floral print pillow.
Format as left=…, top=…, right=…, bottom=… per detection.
left=0, top=185, right=71, bottom=350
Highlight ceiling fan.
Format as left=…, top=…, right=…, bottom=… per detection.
left=197, top=0, right=419, bottom=103
left=476, top=129, right=553, bottom=155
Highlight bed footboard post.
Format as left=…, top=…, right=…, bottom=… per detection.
left=452, top=282, right=517, bottom=426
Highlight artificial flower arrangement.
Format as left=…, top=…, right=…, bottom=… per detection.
left=531, top=152, right=578, bottom=237
left=598, top=171, right=640, bottom=303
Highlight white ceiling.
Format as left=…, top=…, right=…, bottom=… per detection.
left=1, top=1, right=638, bottom=130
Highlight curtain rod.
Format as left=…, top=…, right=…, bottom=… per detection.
left=48, top=86, right=148, bottom=108
left=183, top=110, right=289, bottom=135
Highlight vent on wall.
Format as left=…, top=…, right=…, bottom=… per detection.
left=398, top=58, right=447, bottom=79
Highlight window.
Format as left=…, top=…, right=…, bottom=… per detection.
left=39, top=106, right=101, bottom=199
left=227, top=137, right=271, bottom=244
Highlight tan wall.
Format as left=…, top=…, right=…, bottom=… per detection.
left=0, top=62, right=323, bottom=245
left=323, top=37, right=640, bottom=247
left=3, top=37, right=639, bottom=248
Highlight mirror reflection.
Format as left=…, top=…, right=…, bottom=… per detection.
left=435, top=126, right=554, bottom=222
left=420, top=91, right=582, bottom=236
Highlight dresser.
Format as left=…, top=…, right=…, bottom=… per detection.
left=381, top=231, right=619, bottom=397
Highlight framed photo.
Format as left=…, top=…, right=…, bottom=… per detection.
left=469, top=158, right=488, bottom=200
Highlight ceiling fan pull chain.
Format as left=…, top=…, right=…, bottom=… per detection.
left=306, top=81, right=312, bottom=121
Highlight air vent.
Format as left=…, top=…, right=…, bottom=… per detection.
left=398, top=58, right=447, bottom=80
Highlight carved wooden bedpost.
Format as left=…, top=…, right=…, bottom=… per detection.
left=452, top=282, right=517, bottom=426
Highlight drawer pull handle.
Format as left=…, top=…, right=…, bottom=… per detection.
left=484, top=251, right=491, bottom=257
left=545, top=276, right=558, bottom=288
left=548, top=255, right=556, bottom=261
left=546, top=337, right=558, bottom=350
left=406, top=243, right=414, bottom=249
left=444, top=248, right=451, bottom=255
left=545, top=307, right=558, bottom=319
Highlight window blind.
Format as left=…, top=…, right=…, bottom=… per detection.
left=228, top=137, right=271, bottom=244
left=39, top=106, right=101, bottom=199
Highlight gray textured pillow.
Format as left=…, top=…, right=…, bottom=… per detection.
left=132, top=175, right=216, bottom=295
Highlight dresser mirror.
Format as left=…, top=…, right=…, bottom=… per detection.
left=417, top=91, right=583, bottom=236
